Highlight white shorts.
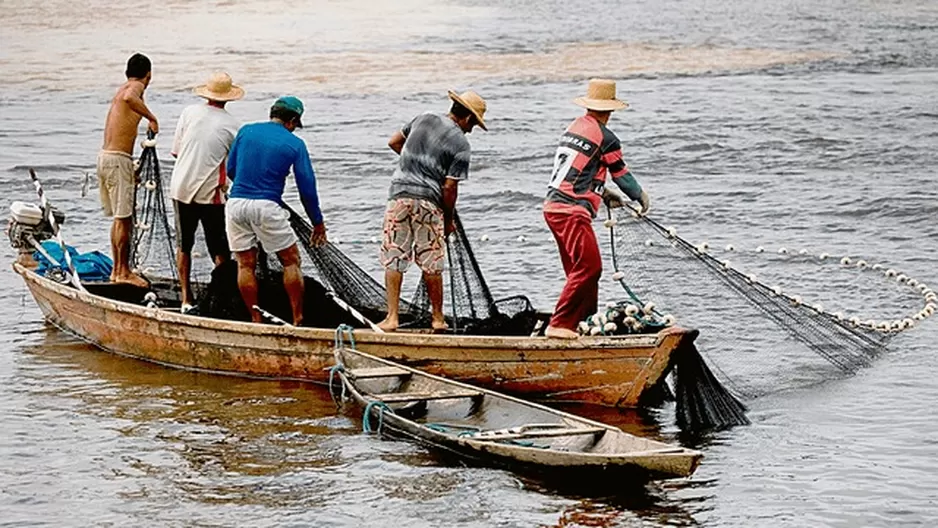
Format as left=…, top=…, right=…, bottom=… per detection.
left=225, top=198, right=297, bottom=254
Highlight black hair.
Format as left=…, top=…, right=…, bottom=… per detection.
left=450, top=101, right=473, bottom=120
left=270, top=106, right=301, bottom=125
left=125, top=53, right=151, bottom=79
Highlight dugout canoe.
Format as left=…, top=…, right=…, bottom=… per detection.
left=332, top=346, right=702, bottom=479
left=13, top=262, right=693, bottom=407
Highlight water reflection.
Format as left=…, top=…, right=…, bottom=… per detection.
left=13, top=325, right=709, bottom=523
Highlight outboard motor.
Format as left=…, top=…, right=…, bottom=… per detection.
left=7, top=201, right=65, bottom=266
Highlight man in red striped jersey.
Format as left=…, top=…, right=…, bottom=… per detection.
left=543, top=79, right=650, bottom=339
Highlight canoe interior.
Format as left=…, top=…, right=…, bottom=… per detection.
left=336, top=347, right=701, bottom=479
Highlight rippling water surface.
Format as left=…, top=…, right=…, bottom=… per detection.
left=1, top=0, right=937, bottom=526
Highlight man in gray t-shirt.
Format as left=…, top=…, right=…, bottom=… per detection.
left=378, top=90, right=488, bottom=332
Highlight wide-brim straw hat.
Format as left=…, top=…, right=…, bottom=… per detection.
left=193, top=72, right=244, bottom=102
left=573, top=78, right=628, bottom=112
left=448, top=90, right=488, bottom=130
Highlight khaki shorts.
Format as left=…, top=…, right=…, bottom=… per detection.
left=225, top=198, right=297, bottom=254
left=97, top=150, right=135, bottom=219
left=380, top=198, right=445, bottom=274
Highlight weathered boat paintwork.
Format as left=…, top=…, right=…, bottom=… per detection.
left=335, top=347, right=702, bottom=479
left=14, top=263, right=691, bottom=407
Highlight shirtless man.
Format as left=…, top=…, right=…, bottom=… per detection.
left=97, top=53, right=158, bottom=287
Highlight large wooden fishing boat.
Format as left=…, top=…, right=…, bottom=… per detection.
left=13, top=262, right=694, bottom=407
left=333, top=346, right=702, bottom=479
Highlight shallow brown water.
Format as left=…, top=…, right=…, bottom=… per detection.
left=1, top=0, right=937, bottom=526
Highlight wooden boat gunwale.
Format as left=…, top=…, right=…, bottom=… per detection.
left=14, top=262, right=694, bottom=407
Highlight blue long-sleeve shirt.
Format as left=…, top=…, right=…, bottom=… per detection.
left=227, top=121, right=323, bottom=225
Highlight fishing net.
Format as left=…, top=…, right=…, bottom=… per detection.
left=130, top=136, right=177, bottom=282
left=601, top=204, right=932, bottom=429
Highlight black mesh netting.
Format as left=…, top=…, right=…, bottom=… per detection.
left=130, top=139, right=177, bottom=282
left=605, top=206, right=897, bottom=403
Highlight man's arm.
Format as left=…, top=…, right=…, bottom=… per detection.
left=388, top=130, right=406, bottom=154
left=442, top=177, right=459, bottom=235
left=122, top=83, right=159, bottom=134
left=294, top=144, right=324, bottom=226
left=603, top=139, right=649, bottom=213
left=226, top=132, right=241, bottom=182
left=170, top=108, right=186, bottom=158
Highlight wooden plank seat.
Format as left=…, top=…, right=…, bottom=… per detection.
left=347, top=366, right=411, bottom=380
left=466, top=424, right=606, bottom=442
left=370, top=389, right=483, bottom=403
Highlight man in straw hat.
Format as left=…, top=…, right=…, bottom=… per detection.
left=543, top=78, right=650, bottom=339
left=98, top=52, right=158, bottom=288
left=225, top=96, right=327, bottom=326
left=378, top=89, right=487, bottom=332
left=169, top=72, right=244, bottom=312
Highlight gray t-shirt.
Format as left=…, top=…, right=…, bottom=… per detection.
left=388, top=113, right=471, bottom=207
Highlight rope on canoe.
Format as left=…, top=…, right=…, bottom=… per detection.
left=334, top=323, right=356, bottom=350
left=362, top=401, right=394, bottom=434
left=327, top=364, right=346, bottom=407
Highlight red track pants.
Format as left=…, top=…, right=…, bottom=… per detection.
left=544, top=210, right=602, bottom=331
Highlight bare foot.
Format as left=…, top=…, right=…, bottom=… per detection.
left=545, top=326, right=579, bottom=339
left=378, top=316, right=399, bottom=332
left=113, top=273, right=149, bottom=288
left=431, top=319, right=449, bottom=334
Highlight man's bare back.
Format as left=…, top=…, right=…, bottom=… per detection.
left=102, top=79, right=158, bottom=155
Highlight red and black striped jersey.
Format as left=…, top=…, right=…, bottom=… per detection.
left=544, top=115, right=630, bottom=217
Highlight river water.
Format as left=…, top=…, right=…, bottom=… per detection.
left=1, top=0, right=937, bottom=526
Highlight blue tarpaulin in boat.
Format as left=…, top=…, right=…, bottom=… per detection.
left=34, top=241, right=113, bottom=282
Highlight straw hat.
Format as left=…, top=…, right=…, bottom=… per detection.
left=573, top=78, right=628, bottom=112
left=193, top=72, right=244, bottom=102
left=448, top=90, right=488, bottom=130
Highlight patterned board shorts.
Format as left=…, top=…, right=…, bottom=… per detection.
left=380, top=198, right=445, bottom=274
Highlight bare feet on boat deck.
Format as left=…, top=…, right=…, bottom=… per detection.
left=545, top=326, right=579, bottom=339
left=431, top=317, right=449, bottom=334
left=377, top=317, right=398, bottom=332
left=111, top=272, right=149, bottom=289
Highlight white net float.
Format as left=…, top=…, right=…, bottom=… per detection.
left=612, top=271, right=625, bottom=281
left=590, top=313, right=602, bottom=326
left=896, top=274, right=908, bottom=283
left=624, top=304, right=639, bottom=316
left=644, top=239, right=654, bottom=247
left=799, top=249, right=809, bottom=255
left=778, top=247, right=789, bottom=254
left=856, top=260, right=868, bottom=269
left=589, top=325, right=603, bottom=336
left=144, top=180, right=157, bottom=191
left=812, top=303, right=824, bottom=312
left=141, top=138, right=157, bottom=148
left=819, top=252, right=829, bottom=260
left=578, top=321, right=590, bottom=334
left=642, top=301, right=655, bottom=315
left=746, top=273, right=757, bottom=284
left=841, top=257, right=852, bottom=266
left=832, top=311, right=844, bottom=321
left=885, top=269, right=897, bottom=277
left=666, top=226, right=677, bottom=237
left=517, top=235, right=526, bottom=243
left=146, top=301, right=157, bottom=309
left=907, top=278, right=919, bottom=288
left=771, top=285, right=783, bottom=296
left=695, top=242, right=709, bottom=253
left=872, top=263, right=883, bottom=270
left=143, top=292, right=157, bottom=302
left=662, top=314, right=676, bottom=326
left=755, top=246, right=765, bottom=253
left=603, top=322, right=617, bottom=333
left=603, top=218, right=617, bottom=228
left=721, top=259, right=731, bottom=269
left=725, top=244, right=735, bottom=251
left=480, top=234, right=490, bottom=242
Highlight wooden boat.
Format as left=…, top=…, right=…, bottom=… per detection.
left=13, top=261, right=696, bottom=407
left=332, top=345, right=702, bottom=479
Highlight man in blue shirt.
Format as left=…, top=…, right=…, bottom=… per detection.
left=225, top=96, right=327, bottom=325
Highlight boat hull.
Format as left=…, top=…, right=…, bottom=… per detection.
left=15, top=263, right=691, bottom=407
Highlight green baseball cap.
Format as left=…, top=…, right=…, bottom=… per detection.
left=272, top=96, right=304, bottom=128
